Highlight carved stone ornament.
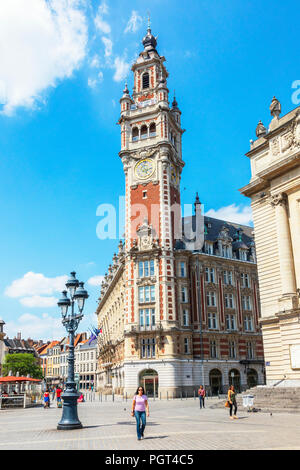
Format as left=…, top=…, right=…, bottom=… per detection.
left=281, top=129, right=294, bottom=153
left=136, top=219, right=158, bottom=251
left=270, top=192, right=288, bottom=207
left=270, top=137, right=280, bottom=156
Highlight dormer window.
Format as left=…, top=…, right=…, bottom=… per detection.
left=142, top=72, right=150, bottom=89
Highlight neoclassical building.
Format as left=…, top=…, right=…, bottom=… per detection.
left=95, top=27, right=265, bottom=397
left=240, top=98, right=300, bottom=386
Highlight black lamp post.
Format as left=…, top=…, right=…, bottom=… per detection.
left=57, top=272, right=88, bottom=430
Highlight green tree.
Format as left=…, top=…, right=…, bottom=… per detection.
left=2, top=353, right=43, bottom=379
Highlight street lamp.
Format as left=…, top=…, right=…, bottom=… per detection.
left=57, top=272, right=88, bottom=430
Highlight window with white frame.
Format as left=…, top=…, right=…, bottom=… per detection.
left=184, top=337, right=189, bottom=354
left=138, top=285, right=155, bottom=303
left=139, top=260, right=155, bottom=278
left=204, top=242, right=214, bottom=255
left=208, top=312, right=218, bottom=329
left=205, top=267, right=215, bottom=283
left=182, top=308, right=189, bottom=327
left=240, top=249, right=248, bottom=261
left=223, top=270, right=233, bottom=285
left=179, top=261, right=187, bottom=277
left=224, top=293, right=235, bottom=309
left=139, top=308, right=155, bottom=327
left=241, top=273, right=250, bottom=287
left=229, top=341, right=236, bottom=359
left=222, top=244, right=231, bottom=258
left=242, top=295, right=252, bottom=310
left=206, top=291, right=216, bottom=307
left=210, top=340, right=217, bottom=358
left=181, top=286, right=188, bottom=303
left=141, top=338, right=155, bottom=358
left=246, top=342, right=254, bottom=359
left=226, top=314, right=236, bottom=331
left=244, top=315, right=253, bottom=331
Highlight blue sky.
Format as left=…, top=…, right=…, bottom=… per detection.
left=0, top=0, right=299, bottom=341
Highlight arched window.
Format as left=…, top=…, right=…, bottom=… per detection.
left=149, top=123, right=156, bottom=137
left=141, top=125, right=148, bottom=139
left=132, top=127, right=139, bottom=142
left=142, top=72, right=150, bottom=89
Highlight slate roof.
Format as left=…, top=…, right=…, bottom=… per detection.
left=176, top=215, right=254, bottom=251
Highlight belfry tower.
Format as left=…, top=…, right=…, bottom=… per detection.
left=118, top=25, right=187, bottom=396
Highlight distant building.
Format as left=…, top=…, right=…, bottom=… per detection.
left=75, top=338, right=98, bottom=391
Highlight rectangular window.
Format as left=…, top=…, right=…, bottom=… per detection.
left=181, top=286, right=188, bottom=303
left=182, top=309, right=189, bottom=327
left=179, top=261, right=187, bottom=277
left=224, top=293, right=235, bottom=309
left=244, top=315, right=253, bottom=331
left=246, top=342, right=254, bottom=359
left=208, top=312, right=218, bottom=329
left=184, top=338, right=189, bottom=354
left=229, top=341, right=236, bottom=359
left=222, top=245, right=231, bottom=258
left=242, top=295, right=252, bottom=310
left=139, top=260, right=155, bottom=278
left=205, top=267, right=215, bottom=283
left=210, top=340, right=217, bottom=358
left=241, top=273, right=250, bottom=287
left=141, top=338, right=155, bottom=358
left=223, top=270, right=233, bottom=285
left=139, top=308, right=155, bottom=328
left=226, top=314, right=236, bottom=330
left=138, top=285, right=155, bottom=303
left=206, top=291, right=216, bottom=307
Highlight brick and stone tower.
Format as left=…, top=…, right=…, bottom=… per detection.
left=118, top=25, right=185, bottom=397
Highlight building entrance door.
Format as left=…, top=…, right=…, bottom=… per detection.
left=209, top=369, right=223, bottom=395
left=139, top=369, right=158, bottom=398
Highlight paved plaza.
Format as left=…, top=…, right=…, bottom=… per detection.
left=0, top=396, right=299, bottom=451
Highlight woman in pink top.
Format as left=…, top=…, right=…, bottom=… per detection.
left=131, top=386, right=149, bottom=440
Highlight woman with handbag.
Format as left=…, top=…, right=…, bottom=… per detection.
left=227, top=385, right=238, bottom=419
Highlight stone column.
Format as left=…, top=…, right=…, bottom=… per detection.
left=271, top=192, right=297, bottom=310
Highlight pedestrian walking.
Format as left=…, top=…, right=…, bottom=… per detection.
left=131, top=386, right=149, bottom=441
left=227, top=385, right=238, bottom=419
left=43, top=389, right=50, bottom=408
left=56, top=386, right=63, bottom=407
left=198, top=385, right=206, bottom=409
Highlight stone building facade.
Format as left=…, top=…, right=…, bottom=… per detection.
left=95, top=27, right=265, bottom=397
left=240, top=98, right=300, bottom=387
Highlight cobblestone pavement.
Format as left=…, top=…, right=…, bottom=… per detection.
left=0, top=397, right=299, bottom=450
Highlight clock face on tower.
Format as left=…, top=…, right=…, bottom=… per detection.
left=134, top=158, right=155, bottom=180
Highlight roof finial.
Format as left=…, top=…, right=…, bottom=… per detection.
left=147, top=11, right=151, bottom=31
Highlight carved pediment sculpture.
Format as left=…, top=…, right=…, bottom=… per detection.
left=136, top=218, right=158, bottom=251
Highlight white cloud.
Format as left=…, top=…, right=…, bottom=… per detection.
left=87, top=275, right=104, bottom=287
left=113, top=57, right=130, bottom=82
left=102, top=37, right=113, bottom=57
left=124, top=11, right=143, bottom=33
left=94, top=2, right=111, bottom=34
left=87, top=71, right=104, bottom=89
left=5, top=272, right=68, bottom=298
left=205, top=204, right=253, bottom=226
left=19, top=296, right=58, bottom=308
left=0, top=0, right=88, bottom=115
left=4, top=313, right=65, bottom=342
left=90, top=55, right=101, bottom=68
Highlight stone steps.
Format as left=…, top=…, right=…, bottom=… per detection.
left=211, top=386, right=300, bottom=413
